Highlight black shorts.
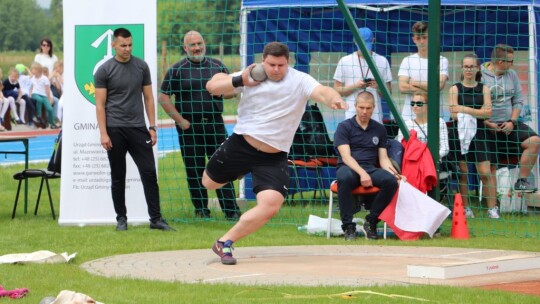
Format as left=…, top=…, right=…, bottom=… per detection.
left=488, top=121, right=539, bottom=164
left=448, top=123, right=493, bottom=164
left=205, top=133, right=290, bottom=198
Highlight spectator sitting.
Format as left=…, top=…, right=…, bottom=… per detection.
left=481, top=44, right=540, bottom=193
left=3, top=67, right=34, bottom=126
left=42, top=66, right=60, bottom=124
left=50, top=60, right=64, bottom=123
left=50, top=60, right=64, bottom=97
left=16, top=64, right=39, bottom=127
left=29, top=62, right=58, bottom=129
left=334, top=91, right=403, bottom=241
left=0, top=89, right=6, bottom=131
left=0, top=68, right=23, bottom=128
left=395, top=92, right=449, bottom=161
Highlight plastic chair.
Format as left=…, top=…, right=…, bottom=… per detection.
left=316, top=156, right=338, bottom=167
left=478, top=154, right=520, bottom=202
left=288, top=158, right=326, bottom=200
left=326, top=180, right=387, bottom=239
left=436, top=157, right=455, bottom=208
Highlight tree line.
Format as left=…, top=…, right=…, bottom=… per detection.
left=0, top=0, right=241, bottom=55
left=0, top=0, right=62, bottom=52
left=158, top=0, right=241, bottom=55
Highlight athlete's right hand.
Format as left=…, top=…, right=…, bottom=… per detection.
left=242, top=63, right=262, bottom=87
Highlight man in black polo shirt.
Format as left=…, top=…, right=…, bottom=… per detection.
left=334, top=91, right=401, bottom=240
left=159, top=31, right=241, bottom=220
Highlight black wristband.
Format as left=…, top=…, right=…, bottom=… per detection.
left=232, top=75, right=244, bottom=88
left=508, top=119, right=517, bottom=127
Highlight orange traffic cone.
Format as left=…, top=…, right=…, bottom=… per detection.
left=451, top=193, right=470, bottom=239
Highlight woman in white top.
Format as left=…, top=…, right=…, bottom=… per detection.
left=395, top=92, right=449, bottom=159
left=34, top=38, right=58, bottom=73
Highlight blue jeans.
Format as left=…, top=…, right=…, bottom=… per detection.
left=336, top=164, right=398, bottom=229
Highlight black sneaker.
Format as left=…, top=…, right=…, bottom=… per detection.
left=150, top=219, right=175, bottom=231
left=360, top=221, right=378, bottom=240
left=514, top=179, right=537, bottom=193
left=225, top=211, right=241, bottom=221
left=116, top=218, right=127, bottom=231
left=343, top=225, right=357, bottom=241
left=212, top=240, right=237, bottom=265
left=195, top=209, right=211, bottom=218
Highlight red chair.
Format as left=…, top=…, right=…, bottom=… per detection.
left=288, top=158, right=326, bottom=200
left=326, top=180, right=387, bottom=239
left=316, top=156, right=338, bottom=167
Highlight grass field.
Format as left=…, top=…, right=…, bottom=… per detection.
left=2, top=51, right=539, bottom=303
left=2, top=155, right=540, bottom=304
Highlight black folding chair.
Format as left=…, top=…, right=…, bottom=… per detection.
left=12, top=131, right=62, bottom=219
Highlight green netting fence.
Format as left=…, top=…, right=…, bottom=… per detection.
left=156, top=0, right=540, bottom=239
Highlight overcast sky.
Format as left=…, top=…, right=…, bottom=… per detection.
left=36, top=0, right=51, bottom=9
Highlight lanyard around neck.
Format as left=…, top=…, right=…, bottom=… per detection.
left=356, top=52, right=371, bottom=80
left=413, top=119, right=428, bottom=138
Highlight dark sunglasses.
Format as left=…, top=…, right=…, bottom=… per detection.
left=41, top=43, right=50, bottom=47
left=410, top=101, right=426, bottom=107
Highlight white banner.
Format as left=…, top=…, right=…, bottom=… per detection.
left=59, top=0, right=157, bottom=225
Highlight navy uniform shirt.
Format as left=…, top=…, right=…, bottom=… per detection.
left=333, top=116, right=387, bottom=167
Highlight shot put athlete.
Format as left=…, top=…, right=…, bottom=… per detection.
left=203, top=42, right=347, bottom=265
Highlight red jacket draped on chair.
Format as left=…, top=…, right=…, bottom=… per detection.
left=379, top=130, right=439, bottom=240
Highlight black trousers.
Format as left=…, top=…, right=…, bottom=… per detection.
left=178, top=116, right=239, bottom=215
left=21, top=95, right=36, bottom=125
left=106, top=127, right=162, bottom=222
left=336, top=165, right=398, bottom=229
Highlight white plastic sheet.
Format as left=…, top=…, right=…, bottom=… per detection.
left=299, top=214, right=364, bottom=236
left=0, top=250, right=76, bottom=264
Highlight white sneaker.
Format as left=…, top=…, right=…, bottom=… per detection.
left=487, top=207, right=500, bottom=219
left=465, top=207, right=475, bottom=218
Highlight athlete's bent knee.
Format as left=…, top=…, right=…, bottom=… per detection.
left=202, top=171, right=223, bottom=190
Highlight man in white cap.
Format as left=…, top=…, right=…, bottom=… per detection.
left=334, top=27, right=392, bottom=122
